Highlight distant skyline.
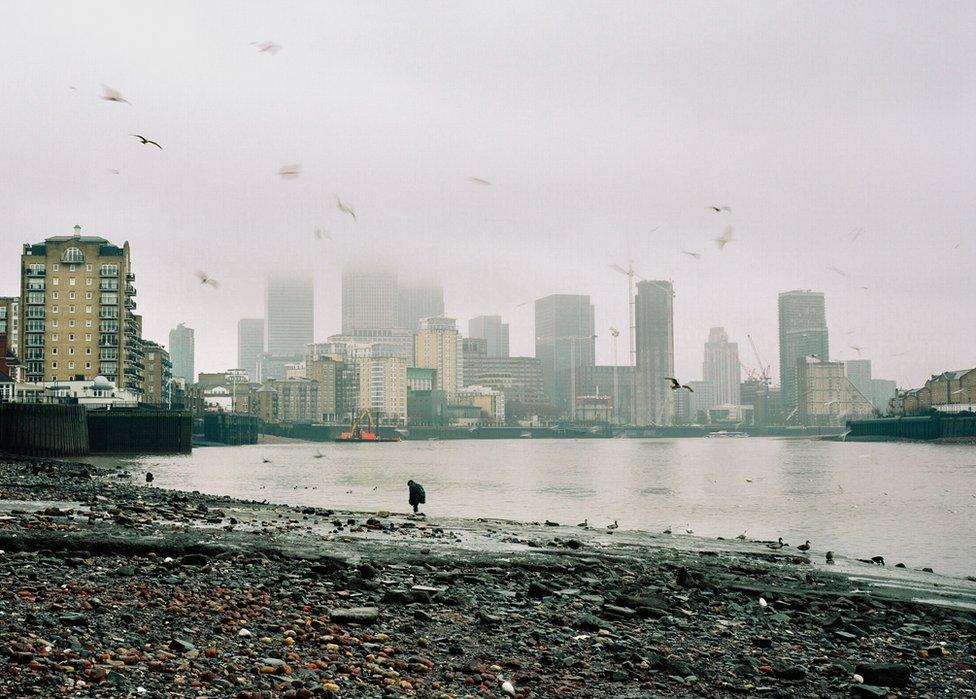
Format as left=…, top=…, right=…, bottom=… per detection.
left=2, top=2, right=974, bottom=387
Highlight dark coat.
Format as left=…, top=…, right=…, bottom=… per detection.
left=408, top=481, right=426, bottom=506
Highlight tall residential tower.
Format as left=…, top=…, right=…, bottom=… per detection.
left=702, top=327, right=741, bottom=407
left=168, top=322, right=195, bottom=384
left=534, top=294, right=595, bottom=414
left=778, top=290, right=829, bottom=414
left=237, top=318, right=265, bottom=382
left=634, top=280, right=674, bottom=425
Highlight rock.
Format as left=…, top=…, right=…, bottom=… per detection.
left=854, top=663, right=910, bottom=688
left=772, top=663, right=807, bottom=681
left=169, top=638, right=195, bottom=653
left=329, top=607, right=379, bottom=624
left=573, top=613, right=608, bottom=631
left=601, top=605, right=636, bottom=620
left=752, top=636, right=773, bottom=648
left=59, top=612, right=87, bottom=626
left=358, top=562, right=377, bottom=579
left=528, top=581, right=554, bottom=599
left=851, top=685, right=888, bottom=697
left=180, top=553, right=210, bottom=566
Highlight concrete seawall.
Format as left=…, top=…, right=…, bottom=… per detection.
left=847, top=413, right=976, bottom=440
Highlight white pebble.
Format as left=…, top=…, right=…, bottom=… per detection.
left=501, top=679, right=516, bottom=696
left=238, top=628, right=252, bottom=637
left=853, top=674, right=864, bottom=684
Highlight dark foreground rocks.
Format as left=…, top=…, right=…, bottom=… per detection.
left=0, top=455, right=973, bottom=697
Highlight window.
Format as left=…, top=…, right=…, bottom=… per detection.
left=68, top=362, right=75, bottom=370
left=51, top=320, right=59, bottom=328
left=86, top=279, right=92, bottom=286
left=68, top=334, right=75, bottom=341
left=86, top=264, right=92, bottom=272
left=85, top=348, right=91, bottom=355
left=69, top=265, right=76, bottom=272
left=68, top=348, right=75, bottom=355
left=52, top=334, right=58, bottom=342
left=52, top=278, right=59, bottom=286
left=52, top=361, right=58, bottom=368
left=85, top=292, right=92, bottom=299
left=68, top=320, right=75, bottom=327
left=61, top=247, right=84, bottom=264
left=85, top=362, right=91, bottom=370
left=85, top=333, right=91, bottom=340
left=85, top=322, right=92, bottom=329
left=52, top=291, right=59, bottom=299
left=70, top=278, right=76, bottom=286
left=69, top=305, right=76, bottom=313
left=52, top=306, right=58, bottom=313
left=68, top=292, right=75, bottom=299
left=85, top=305, right=92, bottom=313
left=52, top=264, right=59, bottom=271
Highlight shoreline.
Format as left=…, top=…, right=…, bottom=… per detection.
left=0, top=454, right=973, bottom=697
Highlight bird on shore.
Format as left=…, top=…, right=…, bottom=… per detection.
left=336, top=195, right=357, bottom=221
left=798, top=540, right=811, bottom=552
left=193, top=271, right=220, bottom=288
left=685, top=527, right=694, bottom=534
left=713, top=225, right=735, bottom=250
left=101, top=84, right=130, bottom=104
left=132, top=134, right=162, bottom=149
left=662, top=526, right=672, bottom=534
left=767, top=537, right=786, bottom=550
left=665, top=377, right=694, bottom=392
left=825, top=551, right=835, bottom=564
left=262, top=457, right=271, bottom=464
left=468, top=177, right=492, bottom=186
left=577, top=519, right=588, bottom=528
left=313, top=451, right=324, bottom=459
left=279, top=164, right=301, bottom=178
left=857, top=556, right=885, bottom=566
left=607, top=520, right=619, bottom=530
left=145, top=472, right=154, bottom=484
left=706, top=205, right=732, bottom=213
left=736, top=531, right=747, bottom=540
left=682, top=250, right=702, bottom=259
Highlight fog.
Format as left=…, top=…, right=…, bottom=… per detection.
left=2, top=1, right=974, bottom=386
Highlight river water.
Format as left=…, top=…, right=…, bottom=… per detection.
left=87, top=438, right=976, bottom=578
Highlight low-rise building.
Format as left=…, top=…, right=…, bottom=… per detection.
left=796, top=358, right=875, bottom=425
left=457, top=385, right=506, bottom=424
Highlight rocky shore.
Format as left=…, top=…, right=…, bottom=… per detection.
left=0, top=455, right=973, bottom=698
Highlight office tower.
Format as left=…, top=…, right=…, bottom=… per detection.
left=21, top=225, right=142, bottom=393
left=140, top=340, right=172, bottom=406
left=342, top=261, right=398, bottom=334
left=237, top=318, right=265, bottom=382
left=686, top=381, right=715, bottom=423
left=870, top=378, right=897, bottom=413
left=398, top=278, right=444, bottom=331
left=778, top=290, right=829, bottom=414
left=634, top=280, right=674, bottom=425
left=414, top=317, right=461, bottom=401
left=169, top=322, right=195, bottom=384
left=843, top=359, right=872, bottom=402
left=0, top=297, right=20, bottom=357
left=703, top=327, right=741, bottom=406
left=534, top=294, right=595, bottom=414
left=265, top=273, right=314, bottom=356
left=574, top=365, right=636, bottom=425
left=468, top=315, right=510, bottom=357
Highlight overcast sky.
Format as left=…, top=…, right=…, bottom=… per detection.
left=2, top=1, right=974, bottom=387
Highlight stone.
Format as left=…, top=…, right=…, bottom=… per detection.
left=601, top=605, right=637, bottom=620
left=855, top=663, right=910, bottom=688
left=169, top=638, right=195, bottom=653
left=329, top=607, right=379, bottom=623
left=851, top=685, right=888, bottom=698
left=772, top=663, right=807, bottom=681
left=59, top=612, right=87, bottom=626
left=180, top=553, right=210, bottom=566
left=528, top=581, right=554, bottom=599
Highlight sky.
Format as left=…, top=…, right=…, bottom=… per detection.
left=2, top=1, right=974, bottom=387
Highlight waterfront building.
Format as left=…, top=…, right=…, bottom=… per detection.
left=778, top=290, right=829, bottom=416
left=0, top=297, right=20, bottom=358
left=21, top=226, right=143, bottom=394
left=356, top=344, right=407, bottom=423
left=870, top=378, right=897, bottom=413
left=306, top=357, right=339, bottom=421
left=407, top=389, right=447, bottom=425
left=319, top=329, right=414, bottom=362
left=572, top=365, right=635, bottom=425
left=255, top=352, right=296, bottom=382
left=37, top=377, right=140, bottom=409
left=534, top=294, right=595, bottom=414
left=140, top=340, right=172, bottom=406
left=266, top=273, right=313, bottom=357
left=740, top=378, right=771, bottom=426
left=342, top=261, right=398, bottom=334
left=275, top=377, right=319, bottom=422
left=843, top=359, right=872, bottom=403
left=398, top=278, right=444, bottom=331
left=457, top=385, right=506, bottom=424
left=407, top=367, right=436, bottom=392
left=468, top=315, right=510, bottom=358
left=634, top=280, right=674, bottom=425
left=686, top=381, right=715, bottom=423
left=237, top=318, right=265, bottom=383
left=462, top=355, right=545, bottom=411
left=702, top=327, right=740, bottom=407
left=574, top=394, right=613, bottom=423
left=169, top=323, right=195, bottom=385
left=414, top=317, right=461, bottom=401
left=795, top=358, right=874, bottom=425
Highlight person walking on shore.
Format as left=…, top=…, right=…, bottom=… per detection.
left=407, top=479, right=426, bottom=514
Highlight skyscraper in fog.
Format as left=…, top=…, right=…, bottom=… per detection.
left=398, top=279, right=444, bottom=331
left=703, top=327, right=740, bottom=407
left=468, top=315, right=510, bottom=357
left=266, top=273, right=314, bottom=356
left=168, top=322, right=195, bottom=384
left=342, top=262, right=398, bottom=334
left=634, top=280, right=674, bottom=425
left=844, top=359, right=872, bottom=402
left=534, top=294, right=595, bottom=414
left=778, top=290, right=829, bottom=414
left=237, top=318, right=265, bottom=382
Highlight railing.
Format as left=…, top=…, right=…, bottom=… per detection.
left=126, top=272, right=135, bottom=281
left=26, top=268, right=46, bottom=277
left=100, top=267, right=119, bottom=277
left=25, top=308, right=45, bottom=319
left=125, top=285, right=136, bottom=295
left=99, top=282, right=119, bottom=291
left=99, top=308, right=118, bottom=319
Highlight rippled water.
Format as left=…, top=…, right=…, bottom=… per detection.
left=87, top=438, right=976, bottom=578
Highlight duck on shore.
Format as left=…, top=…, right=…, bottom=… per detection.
left=767, top=537, right=786, bottom=550
left=798, top=540, right=811, bottom=552
left=606, top=520, right=619, bottom=531
left=825, top=551, right=835, bottom=564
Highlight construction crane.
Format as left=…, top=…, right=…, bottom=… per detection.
left=747, top=334, right=771, bottom=388
left=610, top=327, right=620, bottom=425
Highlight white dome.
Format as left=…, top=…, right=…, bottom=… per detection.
left=92, top=375, right=114, bottom=389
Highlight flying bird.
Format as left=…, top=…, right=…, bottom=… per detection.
left=849, top=345, right=864, bottom=354
left=100, top=84, right=130, bottom=104
left=827, top=265, right=849, bottom=277
left=665, top=377, right=694, bottom=392
left=279, top=164, right=301, bottom=178
left=713, top=225, right=734, bottom=250
left=193, top=271, right=220, bottom=288
left=706, top=205, right=732, bottom=213
left=314, top=227, right=332, bottom=241
left=682, top=250, right=702, bottom=259
left=336, top=196, right=357, bottom=221
left=132, top=134, right=162, bottom=149
left=109, top=169, right=120, bottom=175
left=252, top=41, right=282, bottom=54
left=847, top=227, right=865, bottom=243
left=468, top=177, right=492, bottom=186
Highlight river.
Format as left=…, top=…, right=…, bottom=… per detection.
left=87, top=437, right=976, bottom=578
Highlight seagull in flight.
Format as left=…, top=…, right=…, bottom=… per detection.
left=336, top=195, right=357, bottom=221
left=279, top=164, right=301, bottom=178
left=706, top=205, right=732, bottom=213
left=100, top=84, right=130, bottom=104
left=827, top=265, right=849, bottom=277
left=849, top=345, right=864, bottom=354
left=193, top=271, right=220, bottom=288
left=713, top=225, right=735, bottom=250
left=468, top=177, right=492, bottom=186
left=132, top=134, right=162, bottom=149
left=847, top=227, right=865, bottom=243
left=252, top=41, right=282, bottom=55
left=682, top=250, right=702, bottom=259
left=665, top=377, right=694, bottom=392
left=314, top=227, right=332, bottom=241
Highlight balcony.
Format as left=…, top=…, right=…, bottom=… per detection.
left=99, top=350, right=118, bottom=361
left=125, top=285, right=136, bottom=295
left=25, top=334, right=45, bottom=347
left=100, top=267, right=118, bottom=277
left=99, top=281, right=119, bottom=291
left=26, top=295, right=45, bottom=306
left=126, top=272, right=135, bottom=281
left=26, top=267, right=45, bottom=277
left=26, top=281, right=45, bottom=291
left=99, top=336, right=119, bottom=348
left=124, top=298, right=136, bottom=309
left=25, top=307, right=45, bottom=319
left=99, top=308, right=118, bottom=319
